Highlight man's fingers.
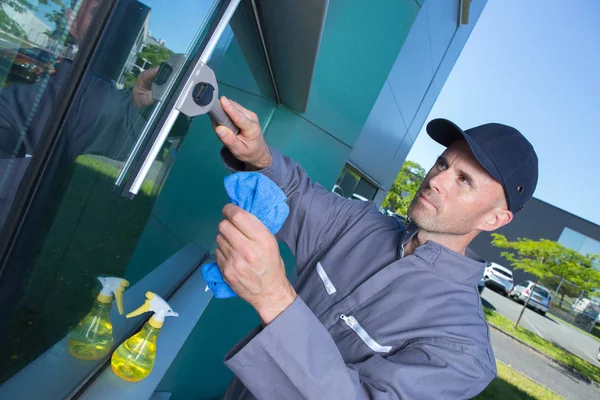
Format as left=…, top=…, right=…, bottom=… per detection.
left=215, top=126, right=239, bottom=148
left=218, top=218, right=250, bottom=250
left=215, top=248, right=227, bottom=270
left=220, top=97, right=255, bottom=131
left=223, top=204, right=269, bottom=241
left=138, top=67, right=158, bottom=90
left=229, top=99, right=258, bottom=122
left=216, top=233, right=234, bottom=259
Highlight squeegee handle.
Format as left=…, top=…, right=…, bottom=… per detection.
left=209, top=102, right=240, bottom=135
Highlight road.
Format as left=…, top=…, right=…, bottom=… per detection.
left=491, top=328, right=600, bottom=400
left=482, top=288, right=600, bottom=366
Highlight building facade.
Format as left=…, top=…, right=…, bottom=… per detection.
left=0, top=0, right=489, bottom=398
left=470, top=197, right=600, bottom=285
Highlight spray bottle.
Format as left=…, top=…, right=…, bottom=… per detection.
left=111, top=291, right=178, bottom=382
left=68, top=277, right=129, bottom=360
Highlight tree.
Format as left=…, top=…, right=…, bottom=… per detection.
left=44, top=5, right=75, bottom=46
left=382, top=160, right=426, bottom=216
left=0, top=0, right=63, bottom=40
left=122, top=44, right=174, bottom=89
left=134, top=44, right=174, bottom=67
left=540, top=275, right=580, bottom=308
left=491, top=233, right=600, bottom=329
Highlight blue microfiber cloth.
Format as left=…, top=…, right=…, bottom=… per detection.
left=201, top=172, right=290, bottom=298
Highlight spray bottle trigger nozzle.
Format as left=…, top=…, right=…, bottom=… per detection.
left=97, top=277, right=129, bottom=313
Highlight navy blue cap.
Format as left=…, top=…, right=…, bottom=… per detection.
left=426, top=119, right=538, bottom=213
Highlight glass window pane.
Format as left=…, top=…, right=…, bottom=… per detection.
left=333, top=165, right=379, bottom=201
left=0, top=0, right=272, bottom=395
left=493, top=268, right=511, bottom=278
left=557, top=227, right=586, bottom=252
left=354, top=178, right=377, bottom=201
left=580, top=236, right=600, bottom=258
left=533, top=286, right=550, bottom=298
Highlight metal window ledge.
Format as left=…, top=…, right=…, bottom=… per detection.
left=80, top=261, right=214, bottom=399
left=0, top=243, right=214, bottom=400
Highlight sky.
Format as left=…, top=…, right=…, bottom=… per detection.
left=406, top=0, right=600, bottom=225
left=138, top=0, right=216, bottom=53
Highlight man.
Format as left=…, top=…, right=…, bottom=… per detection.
left=212, top=96, right=538, bottom=399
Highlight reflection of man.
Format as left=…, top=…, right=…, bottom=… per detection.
left=212, top=98, right=538, bottom=398
left=0, top=0, right=158, bottom=349
left=0, top=0, right=158, bottom=227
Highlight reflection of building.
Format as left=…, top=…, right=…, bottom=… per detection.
left=559, top=228, right=600, bottom=271
left=118, top=10, right=151, bottom=87
left=470, top=198, right=600, bottom=283
left=90, top=0, right=150, bottom=85
left=127, top=34, right=168, bottom=78
left=0, top=4, right=51, bottom=47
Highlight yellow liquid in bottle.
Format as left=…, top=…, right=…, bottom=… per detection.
left=111, top=322, right=158, bottom=382
left=68, top=301, right=113, bottom=360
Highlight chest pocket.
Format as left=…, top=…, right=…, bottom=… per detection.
left=340, top=314, right=392, bottom=354
left=316, top=261, right=337, bottom=295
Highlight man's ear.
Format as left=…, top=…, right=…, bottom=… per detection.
left=480, top=208, right=513, bottom=232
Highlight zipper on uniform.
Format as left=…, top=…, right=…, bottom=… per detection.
left=340, top=314, right=392, bottom=354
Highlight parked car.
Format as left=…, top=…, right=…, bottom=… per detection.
left=483, top=262, right=514, bottom=295
left=597, top=344, right=600, bottom=362
left=0, top=46, right=61, bottom=83
left=509, top=281, right=551, bottom=316
left=572, top=299, right=600, bottom=331
left=572, top=298, right=600, bottom=314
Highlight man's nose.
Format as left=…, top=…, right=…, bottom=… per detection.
left=428, top=169, right=451, bottom=194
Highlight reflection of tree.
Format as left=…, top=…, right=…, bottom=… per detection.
left=43, top=6, right=74, bottom=46
left=123, top=44, right=174, bottom=89
left=0, top=0, right=64, bottom=40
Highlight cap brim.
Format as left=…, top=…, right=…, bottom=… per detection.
left=426, top=118, right=466, bottom=147
left=426, top=118, right=506, bottom=198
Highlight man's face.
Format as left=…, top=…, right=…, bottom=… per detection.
left=408, top=140, right=507, bottom=235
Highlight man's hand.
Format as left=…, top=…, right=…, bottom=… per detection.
left=132, top=67, right=158, bottom=110
left=215, top=204, right=296, bottom=325
left=214, top=97, right=272, bottom=170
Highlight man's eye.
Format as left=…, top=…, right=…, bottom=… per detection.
left=459, top=175, right=470, bottom=185
left=437, top=160, right=447, bottom=169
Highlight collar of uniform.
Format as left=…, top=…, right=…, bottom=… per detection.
left=412, top=241, right=486, bottom=286
left=398, top=221, right=419, bottom=258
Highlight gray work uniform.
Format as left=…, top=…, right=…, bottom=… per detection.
left=221, top=147, right=497, bottom=399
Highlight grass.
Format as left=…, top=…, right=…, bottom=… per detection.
left=593, top=324, right=600, bottom=340
left=75, top=155, right=157, bottom=195
left=484, top=307, right=600, bottom=384
left=553, top=315, right=600, bottom=342
left=475, top=361, right=563, bottom=400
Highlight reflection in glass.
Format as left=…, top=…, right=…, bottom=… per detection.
left=558, top=227, right=586, bottom=253
left=0, top=0, right=217, bottom=387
